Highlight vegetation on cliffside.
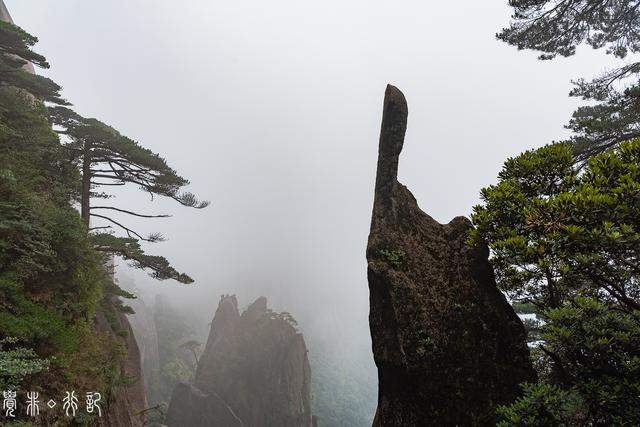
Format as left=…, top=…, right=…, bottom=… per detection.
left=472, top=141, right=640, bottom=424
left=0, top=73, right=122, bottom=426
left=469, top=2, right=640, bottom=423
left=0, top=15, right=205, bottom=425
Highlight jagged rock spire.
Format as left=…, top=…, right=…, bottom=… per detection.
left=367, top=85, right=535, bottom=425
left=167, top=295, right=314, bottom=427
left=0, top=0, right=13, bottom=24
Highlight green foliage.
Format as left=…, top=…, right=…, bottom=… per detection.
left=497, top=383, right=581, bottom=426
left=0, top=21, right=67, bottom=104
left=568, top=80, right=640, bottom=161
left=45, top=104, right=207, bottom=285
left=92, top=233, right=194, bottom=283
left=473, top=140, right=640, bottom=424
left=379, top=248, right=406, bottom=269
left=498, top=1, right=640, bottom=60
left=179, top=339, right=202, bottom=369
left=0, top=68, right=122, bottom=422
left=540, top=298, right=640, bottom=424
left=5, top=422, right=38, bottom=427
left=498, top=299, right=640, bottom=425
left=263, top=309, right=299, bottom=329
left=48, top=105, right=209, bottom=210
left=499, top=1, right=640, bottom=161
left=0, top=15, right=203, bottom=424
left=0, top=337, right=49, bottom=390
left=471, top=141, right=640, bottom=311
left=512, top=302, right=537, bottom=314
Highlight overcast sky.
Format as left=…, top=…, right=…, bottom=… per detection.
left=7, top=0, right=617, bottom=383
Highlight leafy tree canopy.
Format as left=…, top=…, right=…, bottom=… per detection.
left=472, top=140, right=640, bottom=311
left=472, top=140, right=640, bottom=424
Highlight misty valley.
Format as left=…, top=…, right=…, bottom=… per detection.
left=2, top=1, right=640, bottom=426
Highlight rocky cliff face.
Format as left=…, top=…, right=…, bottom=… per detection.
left=166, top=295, right=313, bottom=427
left=0, top=4, right=147, bottom=424
left=95, top=306, right=147, bottom=427
left=366, top=85, right=535, bottom=426
left=127, top=292, right=161, bottom=405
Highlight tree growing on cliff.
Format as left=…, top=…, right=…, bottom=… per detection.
left=0, top=20, right=67, bottom=104
left=471, top=140, right=640, bottom=424
left=0, top=62, right=125, bottom=422
left=48, top=106, right=209, bottom=284
left=499, top=0, right=640, bottom=161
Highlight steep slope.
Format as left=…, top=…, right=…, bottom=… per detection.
left=0, top=4, right=147, bottom=425
left=95, top=307, right=147, bottom=427
left=166, top=295, right=314, bottom=427
left=366, top=85, right=535, bottom=425
left=127, top=290, right=161, bottom=405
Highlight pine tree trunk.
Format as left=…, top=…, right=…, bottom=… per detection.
left=81, top=141, right=91, bottom=228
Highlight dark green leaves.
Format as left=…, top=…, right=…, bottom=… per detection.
left=91, top=233, right=194, bottom=284
left=474, top=140, right=640, bottom=424
left=499, top=1, right=640, bottom=161
left=498, top=1, right=640, bottom=60
left=0, top=20, right=68, bottom=104
left=471, top=140, right=640, bottom=311
left=49, top=106, right=209, bottom=208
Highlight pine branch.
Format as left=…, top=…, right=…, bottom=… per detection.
left=89, top=213, right=153, bottom=242
left=89, top=225, right=113, bottom=231
left=90, top=181, right=126, bottom=186
left=90, top=206, right=171, bottom=218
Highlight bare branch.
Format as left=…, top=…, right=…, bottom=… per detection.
left=90, top=213, right=155, bottom=242
left=91, top=181, right=125, bottom=186
left=90, top=206, right=171, bottom=218
left=89, top=225, right=112, bottom=231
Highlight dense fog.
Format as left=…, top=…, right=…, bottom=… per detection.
left=6, top=0, right=618, bottom=423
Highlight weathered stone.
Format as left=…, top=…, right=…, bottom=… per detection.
left=94, top=306, right=147, bottom=427
left=166, top=382, right=243, bottom=427
left=367, top=85, right=535, bottom=426
left=166, top=295, right=313, bottom=427
left=127, top=292, right=161, bottom=405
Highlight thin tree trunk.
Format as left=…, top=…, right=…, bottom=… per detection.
left=81, top=140, right=92, bottom=228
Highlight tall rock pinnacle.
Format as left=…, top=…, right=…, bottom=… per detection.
left=167, top=295, right=314, bottom=427
left=366, top=85, right=534, bottom=425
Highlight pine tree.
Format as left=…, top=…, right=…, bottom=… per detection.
left=499, top=1, right=640, bottom=160
left=49, top=106, right=209, bottom=284
left=0, top=20, right=67, bottom=104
